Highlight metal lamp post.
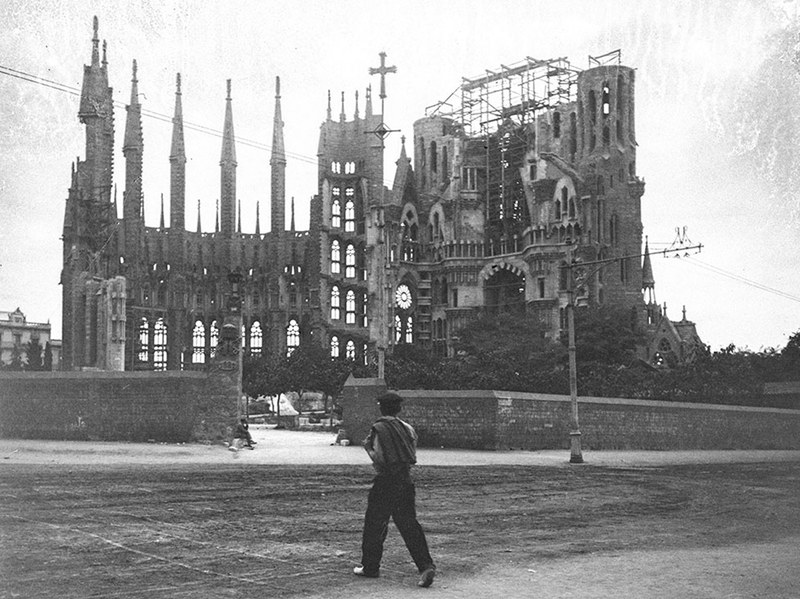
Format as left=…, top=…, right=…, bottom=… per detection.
left=566, top=266, right=584, bottom=464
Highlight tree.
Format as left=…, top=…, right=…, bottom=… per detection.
left=1, top=343, right=26, bottom=371
left=242, top=344, right=367, bottom=419
left=25, top=338, right=43, bottom=371
left=447, top=311, right=568, bottom=393
left=43, top=341, right=53, bottom=371
left=572, top=305, right=645, bottom=366
left=780, top=330, right=800, bottom=379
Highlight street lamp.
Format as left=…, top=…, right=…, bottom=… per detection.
left=561, top=241, right=703, bottom=464
left=566, top=263, right=584, bottom=464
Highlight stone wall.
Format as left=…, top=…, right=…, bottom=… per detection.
left=384, top=389, right=800, bottom=450
left=0, top=371, right=238, bottom=443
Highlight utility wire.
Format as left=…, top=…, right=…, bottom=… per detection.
left=683, top=256, right=800, bottom=303
left=0, top=64, right=356, bottom=172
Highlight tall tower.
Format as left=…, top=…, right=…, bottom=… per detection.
left=271, top=76, right=286, bottom=237
left=62, top=16, right=115, bottom=369
left=169, top=74, right=186, bottom=235
left=311, top=67, right=389, bottom=363
left=122, top=59, right=143, bottom=268
left=576, top=64, right=644, bottom=309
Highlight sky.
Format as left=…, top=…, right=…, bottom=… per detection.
left=1, top=0, right=799, bottom=352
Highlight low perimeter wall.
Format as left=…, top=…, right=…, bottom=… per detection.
left=0, top=371, right=238, bottom=443
left=341, top=380, right=800, bottom=451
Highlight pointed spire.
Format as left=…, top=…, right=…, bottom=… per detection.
left=642, top=236, right=655, bottom=288
left=170, top=73, right=185, bottom=161
left=682, top=305, right=687, bottom=322
left=271, top=76, right=286, bottom=236
left=366, top=84, right=373, bottom=117
left=220, top=79, right=237, bottom=165
left=219, top=80, right=237, bottom=238
left=123, top=60, right=142, bottom=151
left=79, top=16, right=111, bottom=121
left=642, top=236, right=656, bottom=305
left=327, top=90, right=332, bottom=121
left=91, top=16, right=100, bottom=66
left=237, top=199, right=242, bottom=233
left=255, top=201, right=261, bottom=235
left=397, top=135, right=409, bottom=165
left=160, top=193, right=165, bottom=229
left=340, top=91, right=346, bottom=122
left=196, top=199, right=202, bottom=232
left=354, top=90, right=360, bottom=119
left=290, top=197, right=296, bottom=232
left=270, top=76, right=285, bottom=165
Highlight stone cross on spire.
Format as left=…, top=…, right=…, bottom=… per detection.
left=367, top=52, right=400, bottom=142
left=369, top=51, right=397, bottom=100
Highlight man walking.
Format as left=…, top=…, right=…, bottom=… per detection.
left=354, top=392, right=436, bottom=588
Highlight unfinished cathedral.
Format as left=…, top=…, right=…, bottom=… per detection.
left=61, top=18, right=701, bottom=372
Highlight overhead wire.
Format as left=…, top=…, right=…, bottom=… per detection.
left=682, top=256, right=800, bottom=303
left=0, top=63, right=380, bottom=174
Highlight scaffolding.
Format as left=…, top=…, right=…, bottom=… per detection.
left=427, top=56, right=581, bottom=137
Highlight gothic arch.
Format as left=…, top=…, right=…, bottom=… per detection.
left=478, top=257, right=529, bottom=283
left=481, top=261, right=527, bottom=314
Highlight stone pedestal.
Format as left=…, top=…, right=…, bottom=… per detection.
left=339, top=375, right=386, bottom=445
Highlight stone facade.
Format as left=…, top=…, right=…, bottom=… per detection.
left=61, top=20, right=700, bottom=373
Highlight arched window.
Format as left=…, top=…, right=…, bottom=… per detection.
left=330, top=285, right=341, bottom=320
left=250, top=321, right=262, bottom=355
left=553, top=111, right=561, bottom=138
left=345, top=161, right=355, bottom=174
left=344, top=188, right=355, bottom=232
left=346, top=290, right=356, bottom=324
left=395, top=314, right=402, bottom=342
left=192, top=320, right=205, bottom=364
left=362, top=292, right=368, bottom=327
left=210, top=320, right=219, bottom=358
left=331, top=198, right=341, bottom=228
left=330, top=335, right=340, bottom=358
left=345, top=244, right=356, bottom=278
left=153, top=318, right=167, bottom=371
left=346, top=339, right=356, bottom=360
left=331, top=240, right=341, bottom=274
left=430, top=141, right=438, bottom=173
left=286, top=319, right=300, bottom=356
left=137, top=318, right=149, bottom=362
left=405, top=316, right=413, bottom=344
left=603, top=125, right=610, bottom=146
left=555, top=198, right=562, bottom=221
left=442, top=145, right=449, bottom=180
left=568, top=196, right=576, bottom=219
left=602, top=83, right=610, bottom=115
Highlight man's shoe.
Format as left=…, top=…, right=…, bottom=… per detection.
left=418, top=567, right=435, bottom=588
left=353, top=566, right=379, bottom=578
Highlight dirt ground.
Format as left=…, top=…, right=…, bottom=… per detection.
left=1, top=433, right=799, bottom=598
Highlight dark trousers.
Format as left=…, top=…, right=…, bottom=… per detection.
left=360, top=473, right=434, bottom=574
